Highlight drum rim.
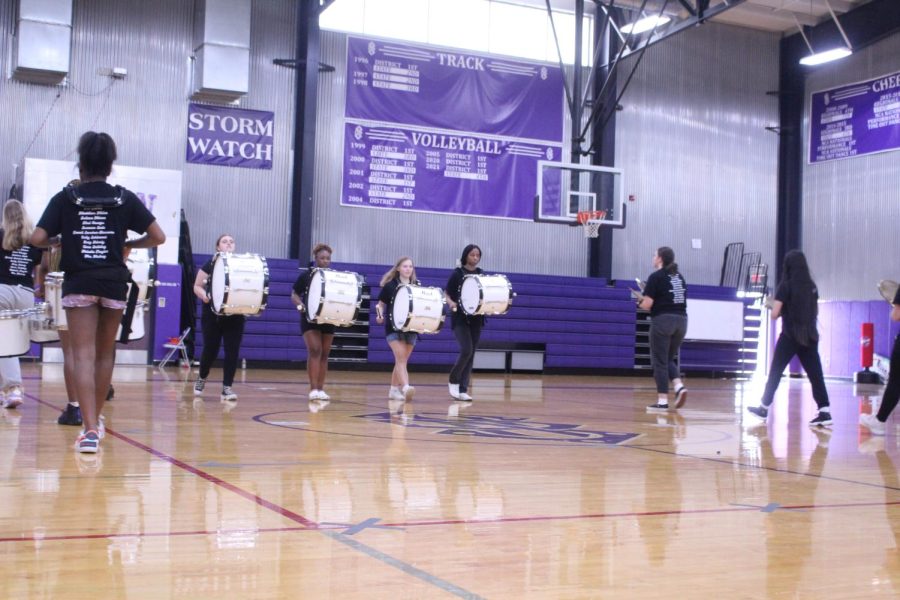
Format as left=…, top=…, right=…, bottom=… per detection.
left=459, top=273, right=514, bottom=316
left=390, top=284, right=446, bottom=334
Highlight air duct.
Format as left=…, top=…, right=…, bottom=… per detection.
left=191, top=0, right=252, bottom=103
left=11, top=0, right=73, bottom=85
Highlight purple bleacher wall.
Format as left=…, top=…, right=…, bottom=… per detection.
left=196, top=256, right=897, bottom=378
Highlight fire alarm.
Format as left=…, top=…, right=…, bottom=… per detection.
left=628, top=194, right=636, bottom=202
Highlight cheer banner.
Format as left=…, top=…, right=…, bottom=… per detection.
left=809, top=70, right=900, bottom=163
left=345, top=36, right=564, bottom=143
left=186, top=103, right=274, bottom=169
left=341, top=122, right=561, bottom=219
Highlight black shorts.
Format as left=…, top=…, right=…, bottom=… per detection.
left=301, top=317, right=336, bottom=335
left=63, top=272, right=128, bottom=301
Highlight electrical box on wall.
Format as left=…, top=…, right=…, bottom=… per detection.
left=190, top=0, right=251, bottom=103
left=11, top=0, right=73, bottom=85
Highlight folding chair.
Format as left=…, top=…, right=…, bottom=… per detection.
left=159, top=327, right=191, bottom=369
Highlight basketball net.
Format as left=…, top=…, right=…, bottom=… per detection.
left=576, top=210, right=607, bottom=238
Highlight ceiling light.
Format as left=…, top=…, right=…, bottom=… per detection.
left=794, top=0, right=853, bottom=67
left=799, top=47, right=852, bottom=66
left=620, top=15, right=670, bottom=35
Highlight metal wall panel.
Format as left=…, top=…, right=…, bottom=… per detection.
left=802, top=33, right=900, bottom=300
left=612, top=23, right=780, bottom=285
left=0, top=0, right=297, bottom=258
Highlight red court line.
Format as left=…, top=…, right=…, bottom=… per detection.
left=26, top=394, right=318, bottom=530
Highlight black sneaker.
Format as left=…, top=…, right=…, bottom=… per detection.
left=106, top=385, right=115, bottom=401
left=646, top=403, right=671, bottom=413
left=747, top=405, right=769, bottom=421
left=57, top=403, right=82, bottom=426
left=808, top=411, right=833, bottom=427
left=193, top=379, right=206, bottom=396
left=674, top=386, right=688, bottom=409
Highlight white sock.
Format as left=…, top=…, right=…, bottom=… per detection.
left=402, top=384, right=411, bottom=392
left=657, top=393, right=668, bottom=406
left=390, top=386, right=399, bottom=393
left=673, top=378, right=684, bottom=389
left=819, top=407, right=830, bottom=414
left=70, top=402, right=79, bottom=407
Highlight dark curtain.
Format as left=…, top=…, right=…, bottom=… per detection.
left=178, top=209, right=197, bottom=361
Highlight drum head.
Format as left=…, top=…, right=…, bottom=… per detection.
left=211, top=255, right=227, bottom=312
left=459, top=276, right=481, bottom=315
left=307, top=269, right=325, bottom=318
left=391, top=285, right=412, bottom=331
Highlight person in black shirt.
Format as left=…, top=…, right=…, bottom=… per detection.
left=193, top=234, right=246, bottom=403
left=0, top=200, right=43, bottom=409
left=861, top=284, right=900, bottom=436
left=638, top=246, right=688, bottom=412
left=376, top=257, right=418, bottom=402
left=292, top=243, right=337, bottom=402
left=747, top=250, right=832, bottom=427
left=444, top=244, right=484, bottom=402
left=31, top=132, right=166, bottom=454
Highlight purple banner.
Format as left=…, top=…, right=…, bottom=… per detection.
left=346, top=37, right=564, bottom=143
left=186, top=103, right=274, bottom=169
left=809, top=70, right=900, bottom=163
left=341, top=122, right=561, bottom=219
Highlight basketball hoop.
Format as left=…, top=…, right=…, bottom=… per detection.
left=576, top=210, right=607, bottom=238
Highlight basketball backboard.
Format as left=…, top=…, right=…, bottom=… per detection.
left=534, top=161, right=626, bottom=228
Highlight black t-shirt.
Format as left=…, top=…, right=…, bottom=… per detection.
left=0, top=232, right=43, bottom=288
left=37, top=182, right=156, bottom=298
left=292, top=267, right=314, bottom=303
left=894, top=285, right=900, bottom=306
left=775, top=279, right=818, bottom=340
left=378, top=277, right=419, bottom=335
left=446, top=266, right=485, bottom=328
left=643, top=268, right=687, bottom=317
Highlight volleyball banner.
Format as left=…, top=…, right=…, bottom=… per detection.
left=341, top=122, right=561, bottom=219
left=809, top=70, right=900, bottom=163
left=345, top=36, right=564, bottom=143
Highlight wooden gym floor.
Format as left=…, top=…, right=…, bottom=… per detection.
left=0, top=364, right=897, bottom=599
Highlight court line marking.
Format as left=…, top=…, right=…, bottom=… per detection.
left=5, top=498, right=900, bottom=545
left=22, top=394, right=484, bottom=599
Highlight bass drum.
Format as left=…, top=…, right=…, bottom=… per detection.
left=459, top=274, right=514, bottom=316
left=30, top=303, right=59, bottom=343
left=391, top=284, right=445, bottom=334
left=211, top=252, right=269, bottom=316
left=0, top=310, right=33, bottom=358
left=45, top=272, right=67, bottom=330
left=305, top=268, right=363, bottom=327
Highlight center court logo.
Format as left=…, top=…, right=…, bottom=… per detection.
left=255, top=411, right=640, bottom=445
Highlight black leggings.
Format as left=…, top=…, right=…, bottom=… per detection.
left=877, top=334, right=900, bottom=422
left=449, top=321, right=483, bottom=393
left=199, top=308, right=245, bottom=387
left=761, top=332, right=829, bottom=410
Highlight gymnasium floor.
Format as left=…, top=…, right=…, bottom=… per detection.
left=1, top=364, right=897, bottom=598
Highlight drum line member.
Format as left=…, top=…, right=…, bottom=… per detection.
left=638, top=246, right=689, bottom=412
left=860, top=285, right=900, bottom=435
left=0, top=200, right=43, bottom=409
left=747, top=250, right=832, bottom=427
left=444, top=244, right=483, bottom=402
left=39, top=244, right=83, bottom=426
left=193, top=234, right=245, bottom=403
left=291, top=243, right=336, bottom=401
left=376, top=257, right=418, bottom=402
left=32, top=131, right=166, bottom=454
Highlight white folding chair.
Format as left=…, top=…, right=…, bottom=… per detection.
left=159, top=327, right=191, bottom=369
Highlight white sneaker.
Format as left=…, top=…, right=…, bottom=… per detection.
left=448, top=383, right=460, bottom=399
left=402, top=385, right=415, bottom=401
left=98, top=415, right=106, bottom=439
left=318, top=390, right=331, bottom=401
left=860, top=413, right=886, bottom=435
left=2, top=387, right=23, bottom=409
left=389, top=388, right=406, bottom=402
left=221, top=387, right=238, bottom=402
left=308, top=390, right=320, bottom=400
left=458, top=392, right=473, bottom=402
